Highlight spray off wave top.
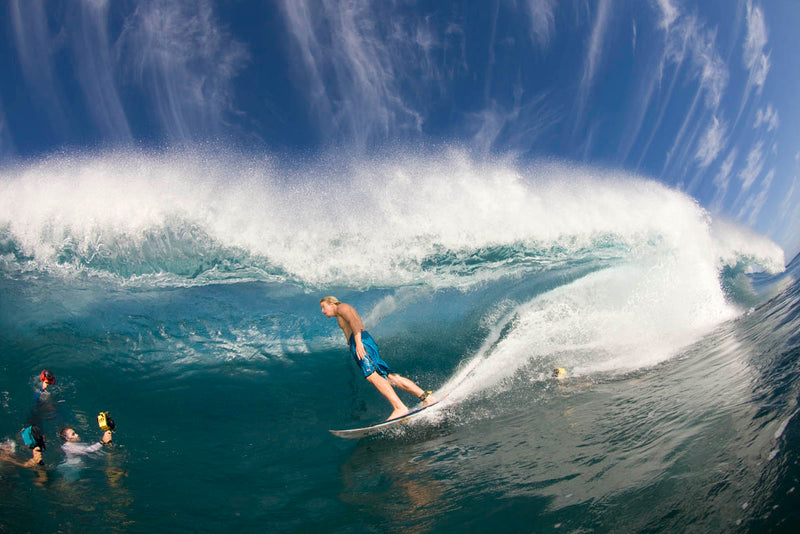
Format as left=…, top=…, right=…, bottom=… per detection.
left=0, top=149, right=784, bottom=288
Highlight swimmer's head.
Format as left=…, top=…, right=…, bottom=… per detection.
left=40, top=369, right=56, bottom=385
left=0, top=439, right=16, bottom=455
left=552, top=367, right=567, bottom=379
left=59, top=427, right=80, bottom=443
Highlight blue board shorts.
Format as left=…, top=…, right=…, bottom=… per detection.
left=349, top=331, right=394, bottom=379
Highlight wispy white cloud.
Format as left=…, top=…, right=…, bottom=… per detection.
left=70, top=0, right=132, bottom=144
left=574, top=0, right=611, bottom=134
left=661, top=15, right=729, bottom=179
left=626, top=47, right=682, bottom=166
left=661, top=9, right=691, bottom=67
left=483, top=2, right=499, bottom=103
left=279, top=0, right=440, bottom=150
left=0, top=99, right=15, bottom=158
left=525, top=0, right=557, bottom=49
left=467, top=90, right=560, bottom=155
left=280, top=0, right=332, bottom=125
left=443, top=23, right=468, bottom=77
left=119, top=0, right=248, bottom=143
left=743, top=0, right=770, bottom=93
left=632, top=4, right=729, bottom=171
left=734, top=0, right=770, bottom=125
left=687, top=24, right=728, bottom=110
left=778, top=171, right=796, bottom=223
left=711, top=148, right=737, bottom=211
left=738, top=167, right=774, bottom=225
left=654, top=0, right=679, bottom=32
left=8, top=0, right=70, bottom=136
left=754, top=103, right=779, bottom=132
left=738, top=140, right=765, bottom=191
left=468, top=103, right=513, bottom=155
left=695, top=115, right=726, bottom=169
left=9, top=0, right=55, bottom=96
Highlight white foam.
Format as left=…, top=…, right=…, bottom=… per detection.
left=0, top=149, right=784, bottom=286
left=711, top=218, right=785, bottom=274
left=774, top=409, right=797, bottom=440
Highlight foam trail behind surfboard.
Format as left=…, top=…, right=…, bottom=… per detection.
left=437, top=303, right=519, bottom=401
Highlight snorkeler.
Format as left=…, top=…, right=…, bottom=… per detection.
left=27, top=369, right=62, bottom=436
left=33, top=369, right=56, bottom=404
left=39, top=369, right=56, bottom=392
left=320, top=296, right=436, bottom=420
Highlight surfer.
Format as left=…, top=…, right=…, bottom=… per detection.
left=320, top=296, right=436, bottom=420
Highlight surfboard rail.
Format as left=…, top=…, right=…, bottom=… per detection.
left=329, top=397, right=446, bottom=439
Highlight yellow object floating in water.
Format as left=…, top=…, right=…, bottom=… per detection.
left=552, top=367, right=566, bottom=379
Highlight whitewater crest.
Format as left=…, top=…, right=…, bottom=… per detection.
left=0, top=149, right=784, bottom=288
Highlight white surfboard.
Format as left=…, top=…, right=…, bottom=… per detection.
left=329, top=398, right=445, bottom=439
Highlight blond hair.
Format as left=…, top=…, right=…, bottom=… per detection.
left=320, top=296, right=340, bottom=305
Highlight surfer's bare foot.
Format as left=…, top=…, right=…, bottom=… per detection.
left=422, top=394, right=436, bottom=406
left=387, top=407, right=409, bottom=420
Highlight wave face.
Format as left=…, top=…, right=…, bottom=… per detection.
left=0, top=149, right=793, bottom=532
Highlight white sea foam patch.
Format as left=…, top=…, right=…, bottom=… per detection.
left=442, top=252, right=740, bottom=397
left=0, top=148, right=784, bottom=287
left=443, top=224, right=784, bottom=393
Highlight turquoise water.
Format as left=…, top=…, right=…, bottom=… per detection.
left=1, top=151, right=798, bottom=531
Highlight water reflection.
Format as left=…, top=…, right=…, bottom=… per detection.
left=338, top=434, right=449, bottom=533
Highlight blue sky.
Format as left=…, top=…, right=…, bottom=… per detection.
left=1, top=0, right=798, bottom=260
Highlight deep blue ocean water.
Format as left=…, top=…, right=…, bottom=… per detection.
left=1, top=151, right=798, bottom=532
